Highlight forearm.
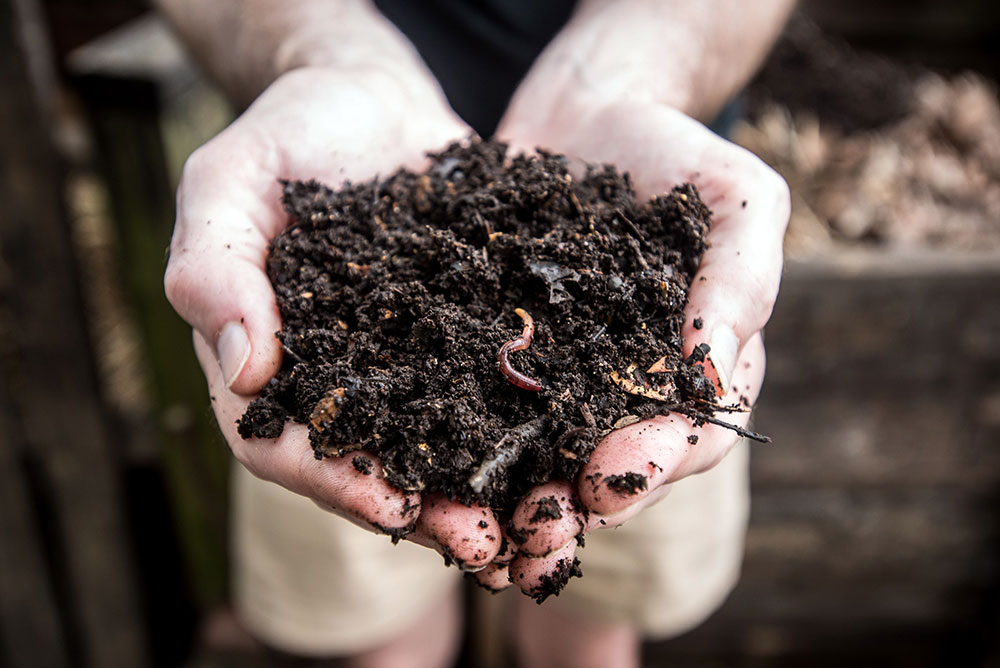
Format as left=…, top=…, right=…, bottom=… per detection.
left=156, top=0, right=445, bottom=108
left=502, top=0, right=795, bottom=135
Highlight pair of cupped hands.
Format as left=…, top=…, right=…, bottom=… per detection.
left=165, top=66, right=789, bottom=597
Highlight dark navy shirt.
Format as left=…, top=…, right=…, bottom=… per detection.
left=373, top=0, right=741, bottom=139
left=374, top=0, right=577, bottom=137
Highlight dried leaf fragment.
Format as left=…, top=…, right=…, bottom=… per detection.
left=608, top=369, right=673, bottom=402
left=646, top=356, right=675, bottom=374
left=310, top=387, right=348, bottom=432
left=346, top=262, right=371, bottom=276
left=613, top=414, right=642, bottom=429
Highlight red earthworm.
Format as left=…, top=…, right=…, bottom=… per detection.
left=497, top=308, right=542, bottom=391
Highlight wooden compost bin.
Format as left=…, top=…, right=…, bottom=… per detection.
left=647, top=249, right=1000, bottom=666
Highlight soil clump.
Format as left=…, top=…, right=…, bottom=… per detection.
left=238, top=139, right=726, bottom=522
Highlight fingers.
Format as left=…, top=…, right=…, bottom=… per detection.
left=509, top=541, right=581, bottom=602
left=474, top=525, right=519, bottom=592
left=414, top=496, right=502, bottom=571
left=583, top=482, right=673, bottom=532
left=475, top=562, right=512, bottom=592
left=194, top=332, right=418, bottom=532
left=579, top=333, right=765, bottom=516
left=509, top=482, right=586, bottom=558
left=679, top=142, right=789, bottom=395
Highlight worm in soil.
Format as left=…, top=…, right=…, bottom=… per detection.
left=497, top=307, right=542, bottom=391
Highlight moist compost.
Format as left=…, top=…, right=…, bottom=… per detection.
left=239, top=139, right=730, bottom=522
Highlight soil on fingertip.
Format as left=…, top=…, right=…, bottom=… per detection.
left=238, top=138, right=723, bottom=523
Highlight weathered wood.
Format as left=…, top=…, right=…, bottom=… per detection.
left=0, top=365, right=67, bottom=667
left=645, top=251, right=1000, bottom=667
left=0, top=0, right=147, bottom=665
left=68, top=14, right=233, bottom=607
left=753, top=252, right=1000, bottom=487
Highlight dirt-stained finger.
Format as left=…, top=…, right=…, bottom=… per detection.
left=579, top=334, right=766, bottom=516
left=509, top=541, right=582, bottom=603
left=494, top=526, right=519, bottom=564
left=195, top=331, right=420, bottom=534
left=508, top=481, right=586, bottom=558
left=415, top=495, right=501, bottom=571
left=474, top=562, right=513, bottom=592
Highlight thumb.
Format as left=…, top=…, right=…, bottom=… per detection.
left=164, top=142, right=287, bottom=395
left=681, top=151, right=790, bottom=395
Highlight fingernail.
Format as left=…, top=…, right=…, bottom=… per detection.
left=707, top=326, right=738, bottom=396
left=217, top=321, right=250, bottom=389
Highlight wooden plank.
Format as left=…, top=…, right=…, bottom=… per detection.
left=0, top=367, right=67, bottom=667
left=741, top=487, right=999, bottom=607
left=0, top=0, right=147, bottom=665
left=645, top=252, right=1000, bottom=666
left=68, top=14, right=232, bottom=607
left=751, top=253, right=1000, bottom=487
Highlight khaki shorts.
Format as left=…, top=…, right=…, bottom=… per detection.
left=232, top=442, right=749, bottom=656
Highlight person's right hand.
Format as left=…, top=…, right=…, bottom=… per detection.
left=165, top=65, right=504, bottom=569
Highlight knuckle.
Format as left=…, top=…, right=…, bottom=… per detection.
left=755, top=162, right=792, bottom=227
left=162, top=254, right=200, bottom=317
left=179, top=144, right=212, bottom=185
left=743, top=266, right=780, bottom=329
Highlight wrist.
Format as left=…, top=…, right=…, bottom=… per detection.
left=252, top=66, right=468, bottom=155
left=498, top=67, right=697, bottom=149
left=499, top=90, right=687, bottom=156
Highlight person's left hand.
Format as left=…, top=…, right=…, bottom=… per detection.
left=474, top=99, right=789, bottom=597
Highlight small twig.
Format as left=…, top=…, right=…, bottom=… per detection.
left=694, top=397, right=750, bottom=413
left=682, top=409, right=771, bottom=443
left=624, top=234, right=650, bottom=272
left=282, top=344, right=304, bottom=365
left=474, top=210, right=492, bottom=238
left=468, top=418, right=546, bottom=493
left=553, top=426, right=590, bottom=451
left=615, top=209, right=651, bottom=249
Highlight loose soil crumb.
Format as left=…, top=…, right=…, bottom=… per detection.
left=530, top=496, right=564, bottom=523
left=352, top=455, right=373, bottom=475
left=239, top=139, right=721, bottom=522
left=603, top=472, right=648, bottom=496
left=530, top=557, right=583, bottom=604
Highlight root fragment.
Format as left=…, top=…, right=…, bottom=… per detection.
left=468, top=418, right=546, bottom=494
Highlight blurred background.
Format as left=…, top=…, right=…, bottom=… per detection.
left=1, top=0, right=998, bottom=666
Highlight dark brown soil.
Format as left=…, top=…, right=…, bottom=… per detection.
left=238, top=139, right=724, bottom=522
left=526, top=557, right=583, bottom=602
left=603, top=472, right=649, bottom=496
